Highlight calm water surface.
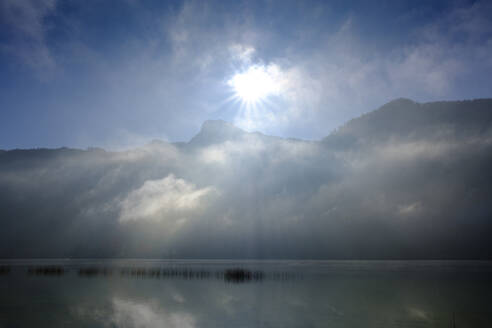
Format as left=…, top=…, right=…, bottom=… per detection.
left=0, top=260, right=491, bottom=327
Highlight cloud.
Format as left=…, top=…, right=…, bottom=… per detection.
left=0, top=0, right=57, bottom=75
left=119, top=174, right=217, bottom=224
left=165, top=1, right=259, bottom=74
left=398, top=202, right=422, bottom=217
left=2, top=99, right=492, bottom=259
left=229, top=43, right=256, bottom=65
left=246, top=1, right=492, bottom=137
left=387, top=44, right=463, bottom=96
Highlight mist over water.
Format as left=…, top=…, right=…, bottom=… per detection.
left=0, top=260, right=491, bottom=327
left=2, top=99, right=492, bottom=260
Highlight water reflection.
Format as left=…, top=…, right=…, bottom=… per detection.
left=0, top=265, right=10, bottom=275
left=11, top=264, right=287, bottom=283
left=110, top=298, right=196, bottom=328
left=0, top=260, right=491, bottom=327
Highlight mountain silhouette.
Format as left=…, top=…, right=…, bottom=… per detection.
left=324, top=98, right=492, bottom=148
left=188, top=120, right=246, bottom=147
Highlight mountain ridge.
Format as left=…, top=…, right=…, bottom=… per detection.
left=2, top=98, right=492, bottom=153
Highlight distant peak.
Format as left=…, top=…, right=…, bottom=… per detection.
left=200, top=120, right=238, bottom=132
left=384, top=98, right=416, bottom=106
left=148, top=139, right=168, bottom=146
left=189, top=120, right=245, bottom=146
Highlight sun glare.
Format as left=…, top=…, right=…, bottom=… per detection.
left=225, top=64, right=284, bottom=131
left=229, top=66, right=279, bottom=104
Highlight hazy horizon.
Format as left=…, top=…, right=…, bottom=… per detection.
left=0, top=97, right=489, bottom=151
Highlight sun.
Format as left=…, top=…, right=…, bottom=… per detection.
left=228, top=65, right=279, bottom=105
left=225, top=63, right=284, bottom=131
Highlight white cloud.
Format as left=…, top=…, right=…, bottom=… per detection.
left=229, top=43, right=256, bottom=64
left=119, top=174, right=217, bottom=223
left=398, top=202, right=422, bottom=216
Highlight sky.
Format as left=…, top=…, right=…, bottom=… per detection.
left=1, top=0, right=492, bottom=149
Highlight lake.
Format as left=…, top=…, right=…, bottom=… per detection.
left=0, top=260, right=491, bottom=327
